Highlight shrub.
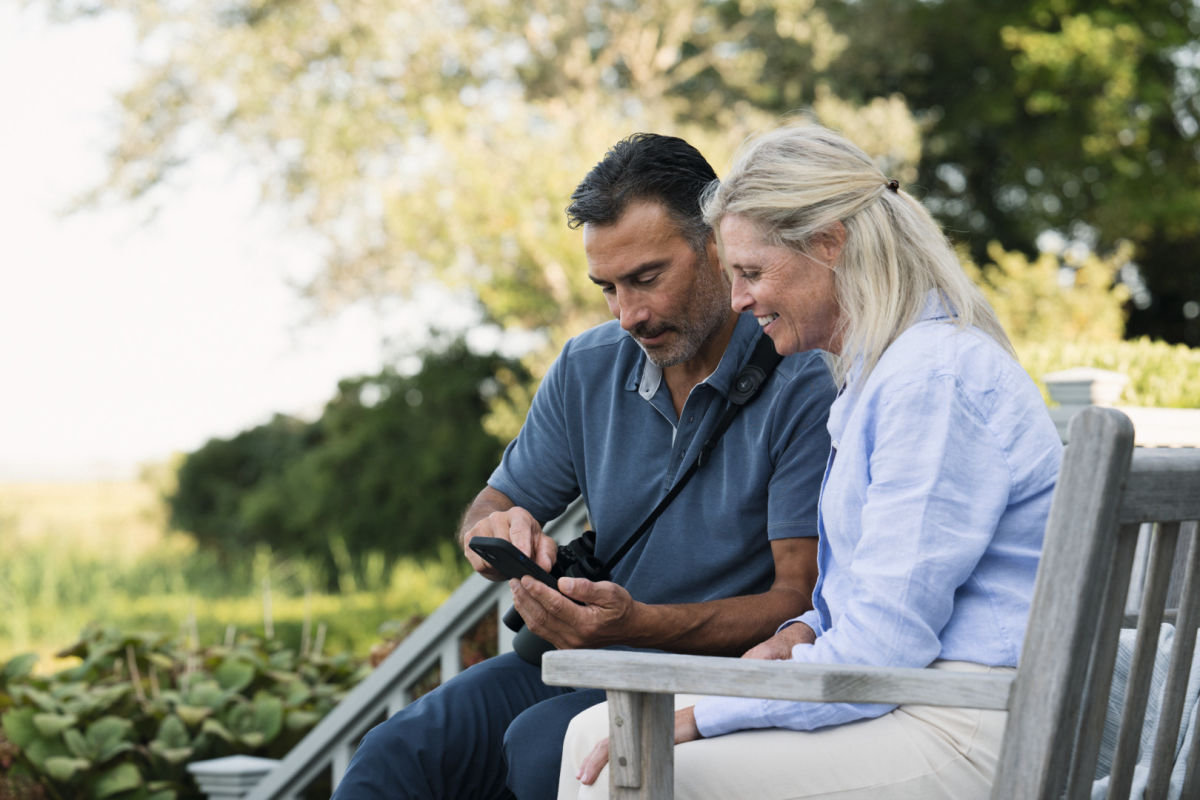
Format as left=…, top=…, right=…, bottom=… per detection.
left=0, top=625, right=369, bottom=799
left=1018, top=337, right=1200, bottom=408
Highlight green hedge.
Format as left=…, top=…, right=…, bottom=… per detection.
left=1018, top=337, right=1200, bottom=409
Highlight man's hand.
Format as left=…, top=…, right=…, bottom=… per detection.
left=741, top=621, right=816, bottom=660
left=510, top=575, right=639, bottom=649
left=459, top=488, right=557, bottom=579
left=577, top=706, right=702, bottom=786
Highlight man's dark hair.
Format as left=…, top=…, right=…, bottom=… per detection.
left=566, top=133, right=718, bottom=252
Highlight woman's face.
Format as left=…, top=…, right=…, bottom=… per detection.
left=719, top=214, right=843, bottom=356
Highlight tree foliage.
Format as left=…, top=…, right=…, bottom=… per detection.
left=966, top=240, right=1133, bottom=345
left=818, top=0, right=1200, bottom=343
left=39, top=0, right=1199, bottom=343
left=168, top=339, right=527, bottom=587
left=44, top=0, right=917, bottom=346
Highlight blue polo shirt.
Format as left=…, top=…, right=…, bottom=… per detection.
left=488, top=312, right=836, bottom=606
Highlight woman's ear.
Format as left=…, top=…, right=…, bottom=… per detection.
left=811, top=221, right=847, bottom=265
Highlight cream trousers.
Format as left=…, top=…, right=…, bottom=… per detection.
left=557, top=660, right=1014, bottom=800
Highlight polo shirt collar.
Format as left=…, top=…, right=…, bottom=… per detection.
left=626, top=313, right=761, bottom=400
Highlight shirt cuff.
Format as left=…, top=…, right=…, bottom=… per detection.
left=776, top=609, right=823, bottom=637
left=693, top=695, right=770, bottom=738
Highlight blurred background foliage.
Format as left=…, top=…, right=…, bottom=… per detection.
left=6, top=0, right=1200, bottom=670
left=168, top=337, right=527, bottom=589
left=35, top=0, right=1200, bottom=347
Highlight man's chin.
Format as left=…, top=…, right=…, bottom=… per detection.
left=640, top=344, right=690, bottom=368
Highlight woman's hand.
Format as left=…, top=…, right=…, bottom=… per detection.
left=741, top=621, right=816, bottom=660
left=577, top=706, right=703, bottom=786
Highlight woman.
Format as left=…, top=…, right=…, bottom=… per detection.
left=556, top=122, right=1063, bottom=799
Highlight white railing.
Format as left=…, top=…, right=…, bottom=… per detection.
left=188, top=498, right=589, bottom=800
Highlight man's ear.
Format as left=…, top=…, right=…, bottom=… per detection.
left=810, top=221, right=847, bottom=265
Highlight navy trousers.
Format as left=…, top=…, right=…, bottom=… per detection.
left=331, top=651, right=606, bottom=800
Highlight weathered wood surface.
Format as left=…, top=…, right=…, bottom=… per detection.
left=1120, top=448, right=1200, bottom=524
left=543, top=650, right=1014, bottom=709
left=607, top=691, right=674, bottom=799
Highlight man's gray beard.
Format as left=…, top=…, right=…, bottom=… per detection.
left=639, top=304, right=730, bottom=368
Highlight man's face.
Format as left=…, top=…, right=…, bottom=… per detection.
left=584, top=201, right=731, bottom=368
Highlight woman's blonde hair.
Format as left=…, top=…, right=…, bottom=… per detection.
left=702, top=122, right=1012, bottom=385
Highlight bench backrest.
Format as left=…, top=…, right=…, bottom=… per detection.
left=998, top=407, right=1200, bottom=798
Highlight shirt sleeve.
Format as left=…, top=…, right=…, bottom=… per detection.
left=695, top=373, right=1015, bottom=736
left=486, top=343, right=581, bottom=523
left=765, top=351, right=837, bottom=540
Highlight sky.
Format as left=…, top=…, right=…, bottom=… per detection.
left=0, top=5, right=478, bottom=480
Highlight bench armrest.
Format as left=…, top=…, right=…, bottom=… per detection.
left=543, top=649, right=1013, bottom=709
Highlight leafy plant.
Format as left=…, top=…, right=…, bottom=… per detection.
left=0, top=624, right=369, bottom=799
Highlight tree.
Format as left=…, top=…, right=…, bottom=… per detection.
left=168, top=338, right=529, bottom=587
left=42, top=0, right=915, bottom=347
left=169, top=413, right=317, bottom=559
left=816, top=0, right=1200, bottom=343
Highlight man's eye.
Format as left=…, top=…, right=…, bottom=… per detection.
left=634, top=274, right=658, bottom=286
left=599, top=285, right=616, bottom=295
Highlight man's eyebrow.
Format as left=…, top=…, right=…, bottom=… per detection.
left=588, top=260, right=669, bottom=286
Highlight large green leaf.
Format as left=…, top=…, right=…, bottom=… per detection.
left=174, top=704, right=212, bottom=727
left=44, top=755, right=92, bottom=782
left=199, top=717, right=233, bottom=742
left=86, top=716, right=135, bottom=764
left=214, top=658, right=256, bottom=693
left=184, top=680, right=227, bottom=710
left=23, top=734, right=69, bottom=770
left=284, top=709, right=320, bottom=731
left=1, top=707, right=37, bottom=748
left=13, top=685, right=58, bottom=712
left=33, top=712, right=79, bottom=738
left=2, top=652, right=38, bottom=682
left=148, top=740, right=194, bottom=765
left=63, top=727, right=91, bottom=759
left=155, top=715, right=190, bottom=749
left=92, top=761, right=142, bottom=799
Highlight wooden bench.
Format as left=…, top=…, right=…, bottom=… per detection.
left=543, top=406, right=1200, bottom=799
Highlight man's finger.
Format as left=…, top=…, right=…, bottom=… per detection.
left=507, top=513, right=535, bottom=556
left=534, top=533, right=558, bottom=573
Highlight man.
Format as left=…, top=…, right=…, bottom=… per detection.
left=332, top=133, right=836, bottom=799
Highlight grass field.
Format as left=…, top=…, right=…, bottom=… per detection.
left=0, top=477, right=466, bottom=672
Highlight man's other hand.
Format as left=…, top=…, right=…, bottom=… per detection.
left=510, top=575, right=638, bottom=649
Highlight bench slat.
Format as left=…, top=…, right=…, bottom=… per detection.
left=1109, top=522, right=1181, bottom=798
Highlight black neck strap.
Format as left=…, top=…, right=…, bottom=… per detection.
left=602, top=335, right=783, bottom=572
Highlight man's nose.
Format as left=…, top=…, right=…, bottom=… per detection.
left=616, top=291, right=650, bottom=331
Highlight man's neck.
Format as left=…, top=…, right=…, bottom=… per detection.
left=662, top=312, right=740, bottom=418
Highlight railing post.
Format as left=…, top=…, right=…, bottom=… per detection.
left=329, top=739, right=358, bottom=794
left=1044, top=367, right=1128, bottom=443
left=497, top=595, right=516, bottom=654
left=188, top=755, right=280, bottom=800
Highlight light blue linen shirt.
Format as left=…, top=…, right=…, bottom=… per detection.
left=695, top=297, right=1062, bottom=736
